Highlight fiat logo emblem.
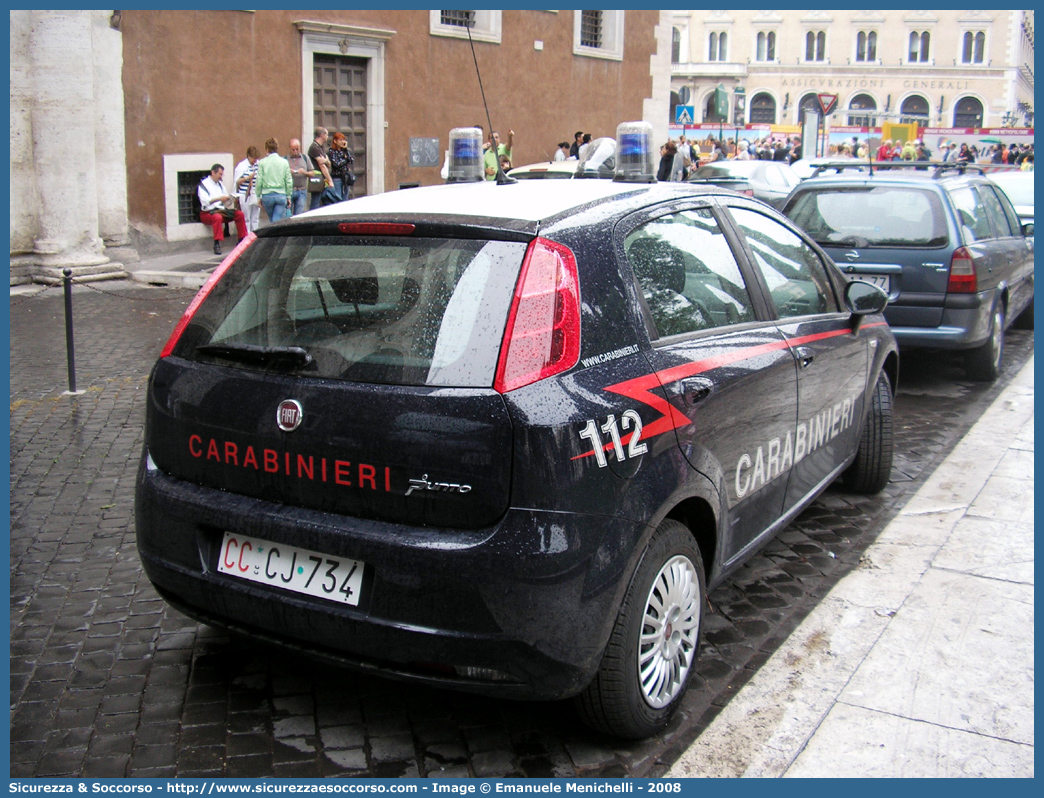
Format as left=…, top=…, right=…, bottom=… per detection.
left=276, top=400, right=303, bottom=432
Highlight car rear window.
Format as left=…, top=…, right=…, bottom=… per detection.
left=171, top=235, right=527, bottom=387
left=786, top=186, right=948, bottom=247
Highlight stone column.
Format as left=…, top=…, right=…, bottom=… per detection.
left=9, top=11, right=40, bottom=283
left=28, top=10, right=124, bottom=281
left=91, top=10, right=137, bottom=263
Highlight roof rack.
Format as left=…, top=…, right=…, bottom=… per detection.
left=929, top=162, right=986, bottom=179
left=808, top=160, right=988, bottom=180
left=808, top=160, right=874, bottom=178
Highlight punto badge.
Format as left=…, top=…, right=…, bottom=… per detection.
left=276, top=400, right=303, bottom=432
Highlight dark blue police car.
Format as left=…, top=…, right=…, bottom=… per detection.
left=136, top=123, right=898, bottom=739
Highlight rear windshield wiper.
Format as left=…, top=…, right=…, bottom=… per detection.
left=195, top=343, right=314, bottom=370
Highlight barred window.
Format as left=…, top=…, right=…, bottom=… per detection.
left=573, top=10, right=624, bottom=60
left=178, top=170, right=211, bottom=225
left=440, top=10, right=475, bottom=29
left=429, top=10, right=501, bottom=44
left=580, top=10, right=603, bottom=49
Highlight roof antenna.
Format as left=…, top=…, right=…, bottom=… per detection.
left=466, top=22, right=515, bottom=185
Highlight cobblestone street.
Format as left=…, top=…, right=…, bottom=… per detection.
left=9, top=282, right=1034, bottom=778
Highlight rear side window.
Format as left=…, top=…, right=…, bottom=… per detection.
left=786, top=186, right=948, bottom=247
left=172, top=235, right=527, bottom=387
left=977, top=185, right=1015, bottom=237
left=625, top=208, right=757, bottom=338
left=991, top=184, right=1026, bottom=235
left=950, top=187, right=993, bottom=242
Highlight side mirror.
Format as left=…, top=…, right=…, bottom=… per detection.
left=844, top=279, right=888, bottom=315
left=1022, top=222, right=1034, bottom=237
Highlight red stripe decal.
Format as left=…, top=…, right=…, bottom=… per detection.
left=571, top=323, right=886, bottom=461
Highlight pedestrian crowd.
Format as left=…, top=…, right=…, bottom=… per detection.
left=201, top=123, right=1033, bottom=254
left=198, top=127, right=356, bottom=254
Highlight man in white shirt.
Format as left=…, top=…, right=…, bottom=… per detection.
left=233, top=147, right=260, bottom=233
left=677, top=135, right=692, bottom=164
left=198, top=164, right=246, bottom=255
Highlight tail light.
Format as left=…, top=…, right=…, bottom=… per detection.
left=947, top=246, right=977, bottom=294
left=741, top=188, right=755, bottom=197
left=494, top=237, right=581, bottom=393
left=160, top=233, right=256, bottom=358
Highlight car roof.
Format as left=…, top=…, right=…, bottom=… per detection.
left=792, top=165, right=994, bottom=193
left=279, top=180, right=734, bottom=229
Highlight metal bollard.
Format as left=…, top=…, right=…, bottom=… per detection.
left=62, top=267, right=80, bottom=395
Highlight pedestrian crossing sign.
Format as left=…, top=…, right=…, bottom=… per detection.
left=676, top=105, right=694, bottom=125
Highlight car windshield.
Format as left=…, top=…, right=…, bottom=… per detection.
left=171, top=235, right=527, bottom=387
left=786, top=186, right=949, bottom=247
left=989, top=175, right=1034, bottom=207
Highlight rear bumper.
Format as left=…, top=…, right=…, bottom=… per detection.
left=887, top=292, right=994, bottom=351
left=135, top=451, right=649, bottom=700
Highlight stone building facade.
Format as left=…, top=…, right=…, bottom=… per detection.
left=669, top=10, right=1034, bottom=133
left=10, top=9, right=672, bottom=283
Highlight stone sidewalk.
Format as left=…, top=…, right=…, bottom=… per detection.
left=669, top=356, right=1034, bottom=778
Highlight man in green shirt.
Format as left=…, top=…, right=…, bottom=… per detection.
left=483, top=129, right=514, bottom=180
left=256, top=137, right=293, bottom=223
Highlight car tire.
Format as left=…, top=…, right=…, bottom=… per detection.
left=843, top=371, right=894, bottom=494
left=574, top=519, right=705, bottom=739
left=965, top=303, right=1005, bottom=382
left=1013, top=296, right=1034, bottom=330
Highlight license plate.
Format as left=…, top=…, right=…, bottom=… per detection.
left=217, top=532, right=365, bottom=606
left=847, top=274, right=890, bottom=292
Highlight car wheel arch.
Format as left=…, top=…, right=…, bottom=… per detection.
left=664, top=497, right=717, bottom=587
left=882, top=351, right=900, bottom=398
left=638, top=475, right=723, bottom=589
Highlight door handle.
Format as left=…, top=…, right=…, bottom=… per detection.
left=795, top=346, right=815, bottom=369
left=678, top=377, right=713, bottom=406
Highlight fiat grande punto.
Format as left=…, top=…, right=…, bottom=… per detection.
left=136, top=124, right=897, bottom=739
